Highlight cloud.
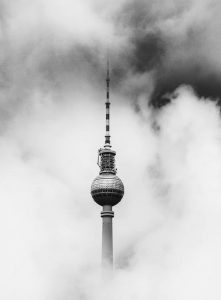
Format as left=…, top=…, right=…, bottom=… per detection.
left=97, top=86, right=221, bottom=299
left=2, top=0, right=221, bottom=111
left=115, top=0, right=221, bottom=106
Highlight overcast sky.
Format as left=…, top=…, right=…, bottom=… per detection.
left=1, top=0, right=221, bottom=299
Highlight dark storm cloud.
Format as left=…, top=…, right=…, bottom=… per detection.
left=131, top=32, right=165, bottom=73
left=152, top=64, right=221, bottom=107
left=112, top=0, right=221, bottom=107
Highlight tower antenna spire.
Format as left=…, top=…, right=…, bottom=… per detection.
left=105, top=57, right=111, bottom=147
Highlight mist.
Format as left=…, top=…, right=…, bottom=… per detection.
left=1, top=0, right=221, bottom=299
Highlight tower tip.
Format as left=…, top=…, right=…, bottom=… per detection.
left=106, top=58, right=110, bottom=82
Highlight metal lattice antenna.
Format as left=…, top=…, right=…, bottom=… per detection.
left=104, top=58, right=111, bottom=148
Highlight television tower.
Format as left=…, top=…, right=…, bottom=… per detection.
left=91, top=61, right=124, bottom=270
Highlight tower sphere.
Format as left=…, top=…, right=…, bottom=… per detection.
left=91, top=173, right=124, bottom=206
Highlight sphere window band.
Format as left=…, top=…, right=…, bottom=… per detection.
left=91, top=174, right=124, bottom=207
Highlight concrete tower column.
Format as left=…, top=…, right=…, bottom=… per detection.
left=101, top=205, right=114, bottom=268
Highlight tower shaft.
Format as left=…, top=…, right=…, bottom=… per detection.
left=101, top=205, right=114, bottom=268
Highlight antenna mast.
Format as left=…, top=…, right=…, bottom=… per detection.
left=105, top=59, right=111, bottom=148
